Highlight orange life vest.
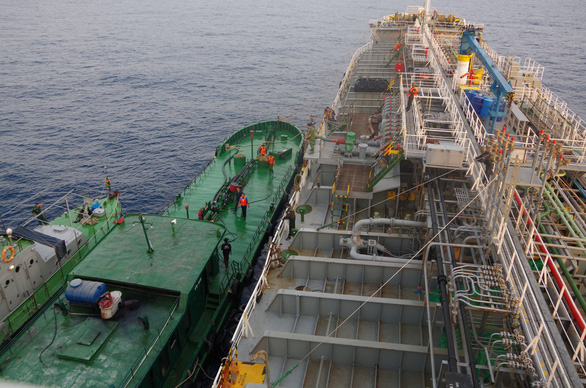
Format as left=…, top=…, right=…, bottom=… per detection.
left=240, top=196, right=248, bottom=206
left=260, top=146, right=266, bottom=155
left=268, top=155, right=274, bottom=165
left=408, top=86, right=418, bottom=98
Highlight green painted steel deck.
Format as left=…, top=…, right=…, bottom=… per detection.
left=164, top=121, right=303, bottom=284
left=71, top=215, right=222, bottom=294
left=0, top=120, right=302, bottom=387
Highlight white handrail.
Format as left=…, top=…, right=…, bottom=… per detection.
left=332, top=41, right=373, bottom=111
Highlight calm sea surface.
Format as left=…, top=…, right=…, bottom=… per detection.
left=1, top=0, right=585, bottom=221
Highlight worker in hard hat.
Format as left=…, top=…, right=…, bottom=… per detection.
left=406, top=82, right=418, bottom=111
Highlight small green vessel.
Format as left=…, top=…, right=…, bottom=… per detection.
left=0, top=188, right=122, bottom=343
left=0, top=120, right=303, bottom=387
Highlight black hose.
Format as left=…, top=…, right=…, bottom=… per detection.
left=221, top=150, right=237, bottom=183
left=426, top=182, right=459, bottom=373
left=39, top=307, right=58, bottom=366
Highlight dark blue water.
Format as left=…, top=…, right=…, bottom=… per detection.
left=1, top=0, right=584, bottom=220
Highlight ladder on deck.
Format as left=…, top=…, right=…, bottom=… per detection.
left=331, top=184, right=350, bottom=229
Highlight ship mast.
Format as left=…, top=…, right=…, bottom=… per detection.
left=424, top=0, right=431, bottom=21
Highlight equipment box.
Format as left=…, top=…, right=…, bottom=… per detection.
left=423, top=143, right=465, bottom=169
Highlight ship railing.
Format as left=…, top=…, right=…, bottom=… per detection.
left=413, top=30, right=491, bottom=171
left=460, top=92, right=489, bottom=143
left=240, top=164, right=297, bottom=267
left=513, top=84, right=540, bottom=103
left=499, top=55, right=545, bottom=82
left=514, top=84, right=586, bottom=164
left=480, top=41, right=508, bottom=73
left=333, top=41, right=373, bottom=110
left=423, top=24, right=452, bottom=76
left=368, top=8, right=422, bottom=27
left=405, top=24, right=422, bottom=46
left=1, top=187, right=113, bottom=228
left=1, top=188, right=81, bottom=223
left=398, top=73, right=433, bottom=157
left=545, top=136, right=586, bottom=165
left=469, top=180, right=576, bottom=386
left=453, top=57, right=586, bottom=168
left=501, top=55, right=522, bottom=78
left=520, top=57, right=545, bottom=80
left=465, top=40, right=549, bottom=103
left=495, top=224, right=573, bottom=386
left=534, top=85, right=586, bottom=139
left=368, top=16, right=398, bottom=29
left=509, top=192, right=586, bottom=383
left=211, top=163, right=311, bottom=387
left=430, top=18, right=458, bottom=28
left=467, top=149, right=490, bottom=195
left=422, top=43, right=489, bottom=164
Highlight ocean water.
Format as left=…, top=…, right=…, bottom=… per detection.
left=1, top=0, right=584, bottom=222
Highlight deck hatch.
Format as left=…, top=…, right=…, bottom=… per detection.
left=57, top=318, right=118, bottom=362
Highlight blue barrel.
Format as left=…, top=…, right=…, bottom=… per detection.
left=471, top=93, right=484, bottom=115
left=464, top=89, right=476, bottom=99
left=65, top=278, right=106, bottom=306
left=464, top=89, right=477, bottom=113
left=480, top=96, right=495, bottom=117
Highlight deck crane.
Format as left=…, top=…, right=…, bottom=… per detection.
left=460, top=26, right=515, bottom=133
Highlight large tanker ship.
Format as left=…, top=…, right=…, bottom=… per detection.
left=215, top=3, right=586, bottom=387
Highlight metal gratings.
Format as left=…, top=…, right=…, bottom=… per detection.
left=335, top=165, right=370, bottom=193
left=454, top=187, right=474, bottom=210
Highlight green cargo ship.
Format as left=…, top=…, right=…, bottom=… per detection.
left=0, top=120, right=303, bottom=387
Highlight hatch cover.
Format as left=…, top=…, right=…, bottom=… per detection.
left=57, top=318, right=118, bottom=362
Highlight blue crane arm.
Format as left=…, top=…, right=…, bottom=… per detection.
left=460, top=27, right=515, bottom=132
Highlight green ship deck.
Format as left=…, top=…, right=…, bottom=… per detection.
left=0, top=217, right=221, bottom=387
left=164, top=121, right=303, bottom=282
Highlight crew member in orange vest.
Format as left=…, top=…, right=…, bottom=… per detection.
left=406, top=82, right=417, bottom=111
left=260, top=144, right=267, bottom=156
left=268, top=154, right=275, bottom=175
left=240, top=194, right=249, bottom=219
